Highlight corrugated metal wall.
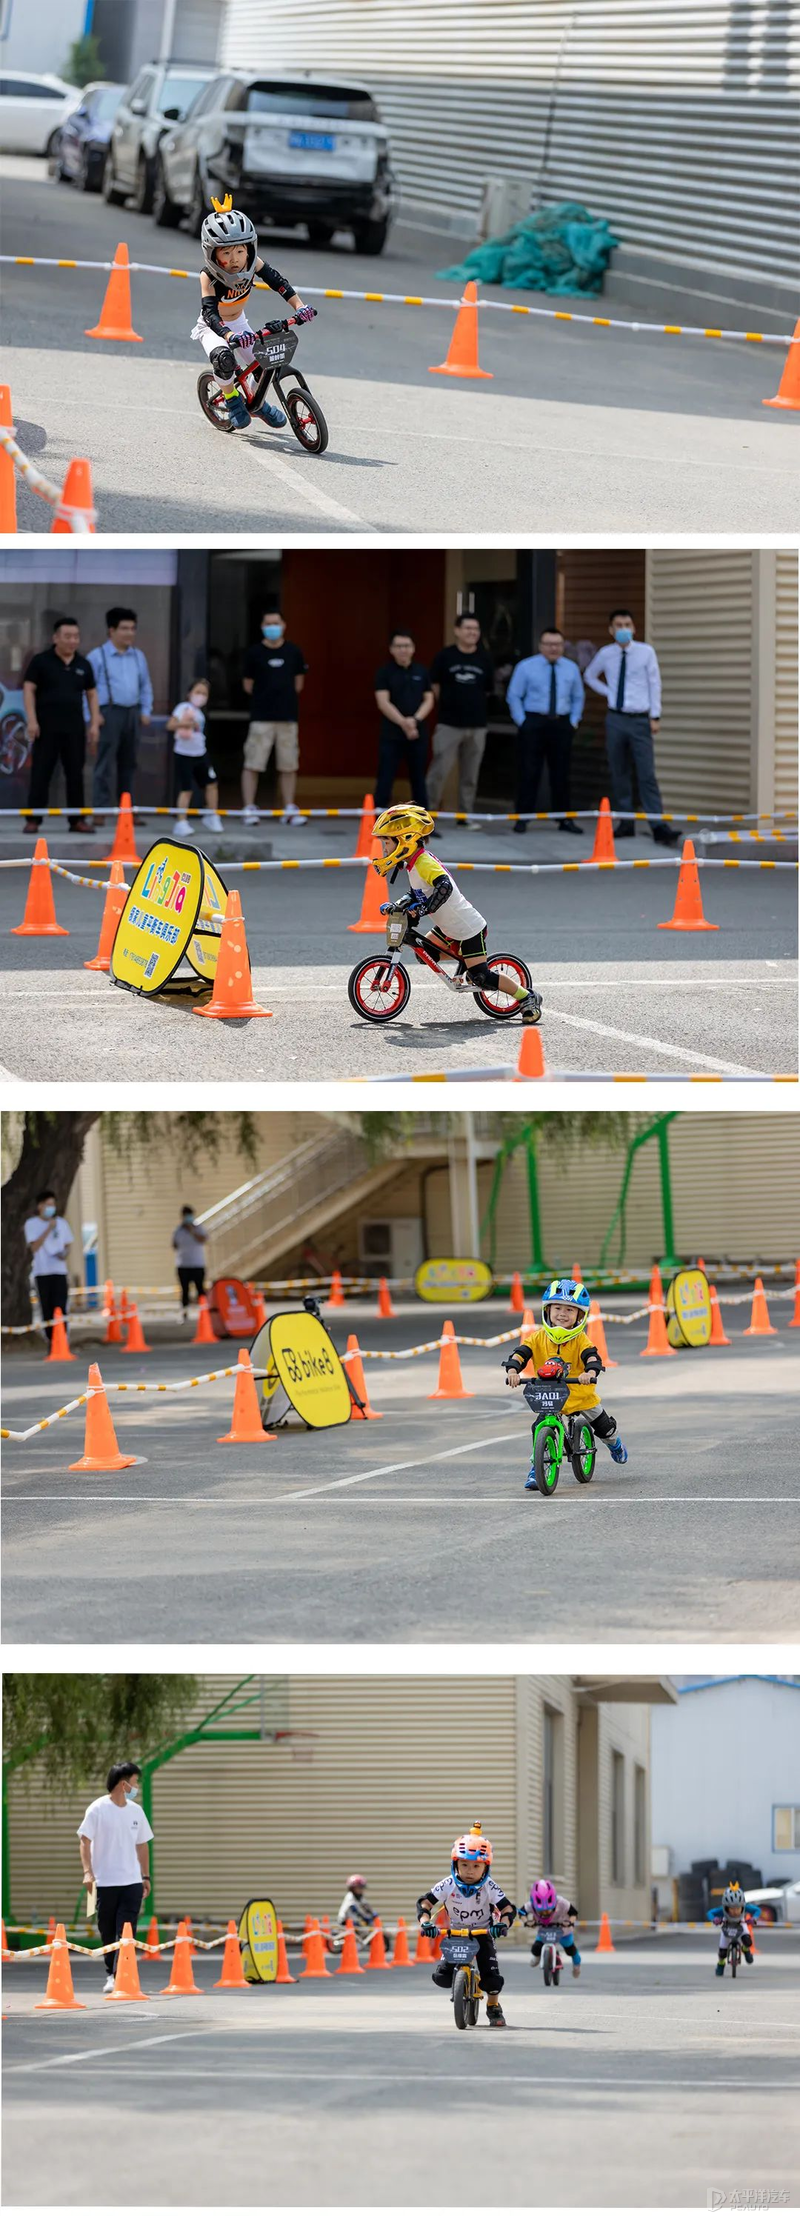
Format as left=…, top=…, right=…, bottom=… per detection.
left=597, top=1703, right=651, bottom=1916
left=647, top=549, right=756, bottom=812
left=174, top=0, right=225, bottom=60
left=774, top=550, right=799, bottom=815
left=219, top=0, right=800, bottom=283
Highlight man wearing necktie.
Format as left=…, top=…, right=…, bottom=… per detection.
left=584, top=611, right=680, bottom=845
left=506, top=628, right=585, bottom=833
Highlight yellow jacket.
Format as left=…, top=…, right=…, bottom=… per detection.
left=511, top=1326, right=601, bottom=1413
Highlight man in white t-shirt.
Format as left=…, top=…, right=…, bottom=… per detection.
left=172, top=1204, right=209, bottom=1318
left=24, top=1188, right=73, bottom=1349
left=78, top=1762, right=154, bottom=1994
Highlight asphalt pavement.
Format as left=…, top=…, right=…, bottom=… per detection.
left=4, top=1938, right=799, bottom=2206
left=0, top=816, right=795, bottom=1081
left=3, top=1307, right=799, bottom=1641
left=2, top=158, right=798, bottom=533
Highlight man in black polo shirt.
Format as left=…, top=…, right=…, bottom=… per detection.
left=374, top=630, right=433, bottom=808
left=428, top=613, right=494, bottom=822
left=22, top=617, right=99, bottom=834
left=241, top=608, right=308, bottom=827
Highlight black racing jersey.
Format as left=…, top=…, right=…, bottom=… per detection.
left=207, top=257, right=295, bottom=314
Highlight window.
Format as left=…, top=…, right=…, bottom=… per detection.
left=127, top=71, right=154, bottom=108
left=0, top=78, right=66, bottom=99
left=543, top=1706, right=564, bottom=1875
left=159, top=72, right=214, bottom=120
left=190, top=80, right=228, bottom=120
left=773, top=1806, right=800, bottom=1852
left=634, top=1765, right=647, bottom=1887
left=244, top=81, right=380, bottom=121
left=611, top=1750, right=625, bottom=1885
left=89, top=87, right=124, bottom=124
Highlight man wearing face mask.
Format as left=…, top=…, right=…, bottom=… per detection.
left=24, top=1188, right=73, bottom=1348
left=172, top=1204, right=208, bottom=1320
left=584, top=613, right=680, bottom=845
left=241, top=608, right=308, bottom=827
left=78, top=1763, right=153, bottom=1995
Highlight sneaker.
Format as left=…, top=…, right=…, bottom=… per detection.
left=743, top=1950, right=754, bottom=1964
left=614, top=818, right=636, bottom=837
left=519, top=991, right=543, bottom=1025
left=557, top=818, right=585, bottom=836
left=608, top=1435, right=628, bottom=1465
left=653, top=820, right=681, bottom=847
left=572, top=1957, right=581, bottom=1977
left=23, top=819, right=41, bottom=835
left=524, top=1461, right=538, bottom=1491
left=103, top=1973, right=116, bottom=1995
left=225, top=391, right=251, bottom=430
left=715, top=1960, right=725, bottom=1977
left=282, top=803, right=304, bottom=824
left=258, top=400, right=286, bottom=429
left=173, top=817, right=193, bottom=839
left=487, top=2002, right=507, bottom=2028
left=242, top=805, right=260, bottom=827
left=202, top=812, right=223, bottom=832
left=512, top=819, right=528, bottom=834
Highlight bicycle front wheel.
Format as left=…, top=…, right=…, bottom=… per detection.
left=534, top=1424, right=561, bottom=1498
left=472, top=954, right=533, bottom=1018
left=348, top=958, right=410, bottom=1023
left=466, top=1981, right=480, bottom=2027
left=282, top=381, right=329, bottom=455
left=453, top=1968, right=470, bottom=2029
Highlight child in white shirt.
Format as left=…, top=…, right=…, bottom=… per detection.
left=167, top=679, right=222, bottom=838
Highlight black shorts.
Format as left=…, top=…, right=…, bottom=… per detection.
left=432, top=1933, right=503, bottom=1993
left=173, top=752, right=216, bottom=801
left=457, top=929, right=488, bottom=959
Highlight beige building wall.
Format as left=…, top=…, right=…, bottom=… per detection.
left=646, top=548, right=797, bottom=813
left=6, top=1675, right=655, bottom=1929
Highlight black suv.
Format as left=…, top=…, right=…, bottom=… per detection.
left=103, top=57, right=216, bottom=214
left=152, top=70, right=396, bottom=254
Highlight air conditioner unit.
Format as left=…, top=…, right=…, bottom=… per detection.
left=477, top=176, right=530, bottom=243
left=359, top=1217, right=424, bottom=1281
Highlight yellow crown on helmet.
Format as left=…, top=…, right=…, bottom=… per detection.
left=373, top=803, right=435, bottom=877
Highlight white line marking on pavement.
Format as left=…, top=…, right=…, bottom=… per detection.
left=7, top=2026, right=225, bottom=2072
left=248, top=440, right=365, bottom=526
left=544, top=1005, right=763, bottom=1076
left=6, top=1493, right=796, bottom=1506
left=272, top=1429, right=521, bottom=1500
left=12, top=2063, right=798, bottom=2091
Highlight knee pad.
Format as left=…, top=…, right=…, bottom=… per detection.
left=432, top=1963, right=453, bottom=1990
left=470, top=961, right=502, bottom=989
left=209, top=343, right=237, bottom=382
left=591, top=1409, right=616, bottom=1440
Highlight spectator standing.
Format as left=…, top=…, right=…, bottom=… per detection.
left=427, top=613, right=494, bottom=823
left=167, top=678, right=223, bottom=837
left=172, top=1205, right=208, bottom=1318
left=78, top=1762, right=153, bottom=1995
left=374, top=631, right=433, bottom=808
left=506, top=629, right=585, bottom=834
left=24, top=1186, right=73, bottom=1346
left=87, top=607, right=154, bottom=819
left=584, top=612, right=680, bottom=844
left=22, top=617, right=99, bottom=834
left=241, top=608, right=307, bottom=827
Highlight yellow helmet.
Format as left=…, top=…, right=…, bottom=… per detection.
left=373, top=803, right=435, bottom=877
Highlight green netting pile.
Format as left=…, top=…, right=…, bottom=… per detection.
left=438, top=202, right=619, bottom=295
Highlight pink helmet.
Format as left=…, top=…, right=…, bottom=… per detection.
left=531, top=1879, right=558, bottom=1915
left=346, top=1874, right=366, bottom=1891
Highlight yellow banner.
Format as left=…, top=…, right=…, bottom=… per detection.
left=111, top=841, right=203, bottom=995
left=238, top=1897, right=278, bottom=1984
left=266, top=1309, right=352, bottom=1428
left=187, top=857, right=230, bottom=983
left=415, top=1258, right=494, bottom=1304
left=665, top=1268, right=712, bottom=1347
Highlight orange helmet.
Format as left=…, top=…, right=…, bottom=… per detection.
left=451, top=1825, right=492, bottom=1869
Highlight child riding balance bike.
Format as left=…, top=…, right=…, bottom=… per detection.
left=505, top=1277, right=628, bottom=1491
left=522, top=1880, right=582, bottom=1980
left=349, top=803, right=543, bottom=1025
left=709, top=1882, right=762, bottom=1977
left=193, top=197, right=325, bottom=446
left=417, top=1826, right=517, bottom=2030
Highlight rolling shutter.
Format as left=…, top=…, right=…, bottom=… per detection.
left=173, top=0, right=225, bottom=61
left=219, top=0, right=800, bottom=283
left=774, top=551, right=799, bottom=818
left=647, top=549, right=756, bottom=811
left=669, top=1114, right=800, bottom=1257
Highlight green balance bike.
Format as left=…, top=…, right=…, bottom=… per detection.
left=515, top=1360, right=597, bottom=1499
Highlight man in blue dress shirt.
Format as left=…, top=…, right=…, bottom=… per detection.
left=87, top=607, right=154, bottom=818
left=584, top=611, right=680, bottom=845
left=506, top=628, right=585, bottom=834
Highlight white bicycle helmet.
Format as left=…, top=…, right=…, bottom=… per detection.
left=201, top=197, right=257, bottom=287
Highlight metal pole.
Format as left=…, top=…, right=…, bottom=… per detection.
left=525, top=1126, right=545, bottom=1272
left=159, top=0, right=178, bottom=61
left=464, top=1114, right=480, bottom=1256
left=657, top=1117, right=680, bottom=1270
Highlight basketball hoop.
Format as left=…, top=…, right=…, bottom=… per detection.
left=273, top=1729, right=317, bottom=1766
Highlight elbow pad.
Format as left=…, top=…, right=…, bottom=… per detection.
left=422, top=874, right=453, bottom=915
left=506, top=1345, right=530, bottom=1371
left=200, top=296, right=230, bottom=340
left=581, top=1344, right=602, bottom=1377
left=260, top=262, right=295, bottom=302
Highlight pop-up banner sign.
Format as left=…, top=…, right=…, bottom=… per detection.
left=209, top=1278, right=260, bottom=1340
left=415, top=1258, right=494, bottom=1304
left=110, top=841, right=230, bottom=996
left=250, top=1309, right=352, bottom=1429
left=238, top=1897, right=278, bottom=1984
left=665, top=1267, right=712, bottom=1347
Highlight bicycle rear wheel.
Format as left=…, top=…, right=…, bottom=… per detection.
left=472, top=954, right=533, bottom=1018
left=197, top=372, right=238, bottom=433
left=571, top=1421, right=597, bottom=1485
left=348, top=958, right=410, bottom=1023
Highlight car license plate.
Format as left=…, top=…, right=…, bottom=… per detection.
left=289, top=129, right=335, bottom=153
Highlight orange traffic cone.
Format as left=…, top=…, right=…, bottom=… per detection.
left=35, top=1925, right=85, bottom=2011
left=253, top=1288, right=268, bottom=1331
left=50, top=456, right=96, bottom=534
left=213, top=1919, right=249, bottom=1990
left=45, top=1915, right=56, bottom=1953
left=328, top=1268, right=346, bottom=1307
left=354, top=792, right=376, bottom=858
left=590, top=796, right=617, bottom=864
left=192, top=1295, right=218, bottom=1345
left=337, top=1919, right=365, bottom=1975
left=321, top=1915, right=335, bottom=1952
left=0, top=384, right=18, bottom=532
left=640, top=1299, right=675, bottom=1358
left=790, top=1260, right=800, bottom=1328
left=658, top=839, right=719, bottom=932
left=595, top=1912, right=615, bottom=1953
left=275, top=1919, right=295, bottom=1984
left=161, top=1929, right=201, bottom=1996
left=743, top=1276, right=776, bottom=1336
left=46, top=1307, right=75, bottom=1363
left=119, top=1287, right=129, bottom=1329
left=69, top=1362, right=139, bottom=1470
left=587, top=1295, right=617, bottom=1368
left=508, top=1271, right=525, bottom=1312
left=218, top=1349, right=275, bottom=1443
left=2, top=1919, right=13, bottom=1963
left=302, top=1913, right=314, bottom=1939
left=102, top=793, right=141, bottom=868
left=301, top=1920, right=332, bottom=1979
left=763, top=320, right=800, bottom=411
left=124, top=1302, right=151, bottom=1355
left=514, top=1026, right=548, bottom=1080
left=110, top=1921, right=147, bottom=2001
left=344, top=1334, right=383, bottom=1419
left=84, top=859, right=127, bottom=971
left=649, top=1264, right=665, bottom=1309
left=708, top=1285, right=731, bottom=1347
left=85, top=241, right=143, bottom=343
left=367, top=1918, right=388, bottom=1969
left=391, top=1916, right=411, bottom=1967
left=429, top=1319, right=473, bottom=1399
left=414, top=1925, right=433, bottom=1964
left=572, top=1262, right=582, bottom=1285
left=194, top=889, right=272, bottom=1019
left=104, top=1280, right=122, bottom=1344
left=11, top=839, right=68, bottom=937
left=143, top=1915, right=162, bottom=1961
left=429, top=282, right=492, bottom=380
left=347, top=846, right=387, bottom=933
left=377, top=1275, right=395, bottom=1318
